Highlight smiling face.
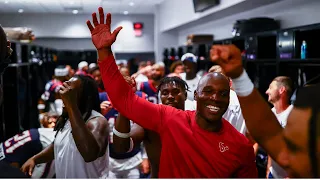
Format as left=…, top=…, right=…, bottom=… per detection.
left=195, top=73, right=230, bottom=123
left=160, top=82, right=186, bottom=110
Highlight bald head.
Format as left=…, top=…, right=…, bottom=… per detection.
left=197, top=72, right=230, bottom=92
left=195, top=72, right=230, bottom=125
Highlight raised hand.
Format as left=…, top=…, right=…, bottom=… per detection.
left=210, top=45, right=244, bottom=79
left=86, top=7, right=122, bottom=50
left=59, top=81, right=77, bottom=109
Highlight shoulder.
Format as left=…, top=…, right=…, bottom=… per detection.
left=223, top=120, right=250, bottom=145
left=87, top=115, right=109, bottom=131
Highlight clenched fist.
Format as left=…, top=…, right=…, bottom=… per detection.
left=210, top=45, right=244, bottom=79
left=59, top=80, right=78, bottom=109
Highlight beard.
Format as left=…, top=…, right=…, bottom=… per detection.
left=152, top=75, right=162, bottom=81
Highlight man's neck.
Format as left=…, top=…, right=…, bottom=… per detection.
left=186, top=73, right=196, bottom=80
left=195, top=113, right=223, bottom=132
left=273, top=98, right=290, bottom=114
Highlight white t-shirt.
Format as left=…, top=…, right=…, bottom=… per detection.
left=54, top=110, right=109, bottom=178
left=186, top=90, right=247, bottom=134
left=180, top=73, right=201, bottom=101
left=270, top=105, right=293, bottom=178
left=222, top=90, right=247, bottom=135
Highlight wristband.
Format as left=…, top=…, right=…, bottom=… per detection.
left=113, top=127, right=130, bottom=138
left=231, top=70, right=254, bottom=97
left=127, top=137, right=134, bottom=153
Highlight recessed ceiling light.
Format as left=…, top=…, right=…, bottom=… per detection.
left=69, top=1, right=74, bottom=5
left=4, top=0, right=9, bottom=4
left=129, top=2, right=134, bottom=6
left=123, top=11, right=129, bottom=15
left=72, top=9, right=78, bottom=14
left=18, top=9, right=24, bottom=13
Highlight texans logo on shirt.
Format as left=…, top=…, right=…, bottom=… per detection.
left=219, top=142, right=229, bottom=152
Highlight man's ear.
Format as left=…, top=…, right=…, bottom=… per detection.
left=279, top=86, right=286, bottom=95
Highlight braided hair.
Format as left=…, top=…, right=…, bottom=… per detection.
left=157, top=76, right=189, bottom=93
left=54, top=75, right=101, bottom=133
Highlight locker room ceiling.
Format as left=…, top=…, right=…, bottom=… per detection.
left=0, top=0, right=165, bottom=14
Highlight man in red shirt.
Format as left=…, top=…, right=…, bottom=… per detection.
left=113, top=76, right=189, bottom=178
left=86, top=7, right=257, bottom=178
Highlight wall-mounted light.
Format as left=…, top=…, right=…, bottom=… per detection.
left=18, top=9, right=24, bottom=13
left=4, top=0, right=9, bottom=4
left=129, top=2, right=134, bottom=6
left=123, top=11, right=129, bottom=15
left=72, top=9, right=79, bottom=14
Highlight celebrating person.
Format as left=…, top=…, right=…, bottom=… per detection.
left=210, top=44, right=320, bottom=178
left=113, top=76, right=189, bottom=178
left=22, top=75, right=109, bottom=178
left=87, top=7, right=257, bottom=178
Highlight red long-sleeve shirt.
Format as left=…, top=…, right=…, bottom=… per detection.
left=98, top=55, right=257, bottom=178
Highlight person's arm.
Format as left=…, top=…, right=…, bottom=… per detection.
left=86, top=8, right=170, bottom=133
left=21, top=143, right=54, bottom=176
left=33, top=143, right=54, bottom=164
left=210, top=45, right=286, bottom=165
left=113, top=113, right=145, bottom=153
left=67, top=104, right=109, bottom=162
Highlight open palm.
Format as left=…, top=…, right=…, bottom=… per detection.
left=87, top=7, right=122, bottom=50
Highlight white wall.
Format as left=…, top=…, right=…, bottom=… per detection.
left=177, top=0, right=320, bottom=45
left=154, top=0, right=281, bottom=61
left=158, top=0, right=246, bottom=32
left=0, top=13, right=154, bottom=52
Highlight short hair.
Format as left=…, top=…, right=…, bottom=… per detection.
left=157, top=76, right=189, bottom=93
left=88, top=66, right=99, bottom=75
left=170, top=61, right=183, bottom=73
left=273, top=76, right=294, bottom=98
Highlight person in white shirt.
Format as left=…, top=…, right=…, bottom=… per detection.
left=180, top=53, right=201, bottom=101
left=22, top=75, right=109, bottom=178
left=265, top=76, right=294, bottom=178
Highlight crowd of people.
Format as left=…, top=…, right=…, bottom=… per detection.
left=0, top=6, right=319, bottom=179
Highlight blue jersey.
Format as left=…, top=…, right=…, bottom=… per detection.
left=0, top=128, right=55, bottom=178
left=99, top=91, right=148, bottom=159
left=139, top=80, right=159, bottom=104
left=0, top=129, right=42, bottom=165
